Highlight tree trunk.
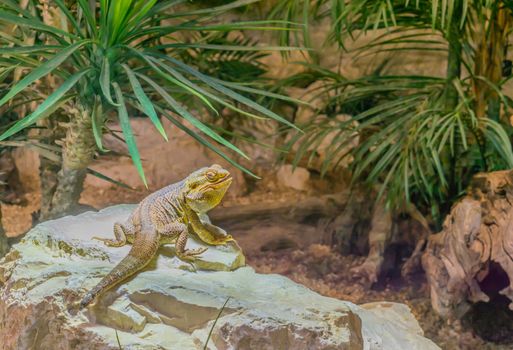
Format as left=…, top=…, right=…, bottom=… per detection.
left=0, top=233, right=7, bottom=258
left=422, top=170, right=513, bottom=318
left=473, top=4, right=511, bottom=122
left=329, top=187, right=430, bottom=285
left=445, top=12, right=462, bottom=112
left=0, top=207, right=9, bottom=258
left=36, top=105, right=66, bottom=219
left=39, top=157, right=60, bottom=218
left=350, top=195, right=393, bottom=285
left=328, top=190, right=372, bottom=255
left=39, top=104, right=96, bottom=221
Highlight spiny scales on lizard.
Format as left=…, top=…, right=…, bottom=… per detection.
left=80, top=164, right=235, bottom=308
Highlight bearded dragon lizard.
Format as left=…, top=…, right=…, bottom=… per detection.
left=80, top=164, right=234, bottom=308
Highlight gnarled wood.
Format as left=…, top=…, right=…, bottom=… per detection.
left=422, top=170, right=513, bottom=317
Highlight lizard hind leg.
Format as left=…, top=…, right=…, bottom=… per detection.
left=80, top=238, right=158, bottom=309
left=93, top=222, right=132, bottom=247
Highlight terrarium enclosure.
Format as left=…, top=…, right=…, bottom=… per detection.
left=1, top=1, right=513, bottom=349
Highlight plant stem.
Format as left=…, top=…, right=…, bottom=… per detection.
left=204, top=297, right=231, bottom=350
left=445, top=22, right=462, bottom=111
left=0, top=208, right=8, bottom=258
left=487, top=97, right=501, bottom=121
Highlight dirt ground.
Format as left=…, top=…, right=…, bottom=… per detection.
left=250, top=247, right=513, bottom=350
left=2, top=182, right=513, bottom=350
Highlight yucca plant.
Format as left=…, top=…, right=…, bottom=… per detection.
left=0, top=0, right=302, bottom=219
left=277, top=0, right=513, bottom=225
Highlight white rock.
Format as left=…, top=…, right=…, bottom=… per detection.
left=0, top=206, right=439, bottom=350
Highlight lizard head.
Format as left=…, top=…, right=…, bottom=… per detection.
left=184, top=164, right=232, bottom=213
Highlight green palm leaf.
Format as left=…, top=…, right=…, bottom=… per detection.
left=122, top=64, right=168, bottom=141
left=0, top=69, right=91, bottom=141
left=112, top=82, right=148, bottom=188
left=0, top=41, right=89, bottom=109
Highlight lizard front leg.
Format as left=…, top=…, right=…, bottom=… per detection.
left=93, top=222, right=135, bottom=247
left=189, top=210, right=234, bottom=246
left=159, top=222, right=207, bottom=261
left=199, top=213, right=230, bottom=238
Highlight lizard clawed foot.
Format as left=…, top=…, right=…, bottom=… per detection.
left=177, top=247, right=208, bottom=262
left=176, top=248, right=208, bottom=272
left=217, top=234, right=234, bottom=244
left=208, top=234, right=235, bottom=246
left=92, top=236, right=126, bottom=247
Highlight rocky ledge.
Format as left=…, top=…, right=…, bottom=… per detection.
left=0, top=205, right=439, bottom=349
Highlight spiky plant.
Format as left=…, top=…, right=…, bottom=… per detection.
left=0, top=0, right=302, bottom=219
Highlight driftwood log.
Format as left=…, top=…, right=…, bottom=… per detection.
left=210, top=193, right=345, bottom=225
left=209, top=193, right=347, bottom=254
left=422, top=170, right=513, bottom=317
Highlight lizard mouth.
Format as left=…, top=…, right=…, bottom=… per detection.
left=204, top=174, right=232, bottom=191
left=216, top=174, right=232, bottom=186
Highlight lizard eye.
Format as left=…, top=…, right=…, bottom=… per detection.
left=206, top=171, right=216, bottom=181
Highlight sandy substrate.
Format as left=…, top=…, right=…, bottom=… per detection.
left=2, top=192, right=40, bottom=237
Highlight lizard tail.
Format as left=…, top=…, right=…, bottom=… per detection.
left=80, top=239, right=158, bottom=309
